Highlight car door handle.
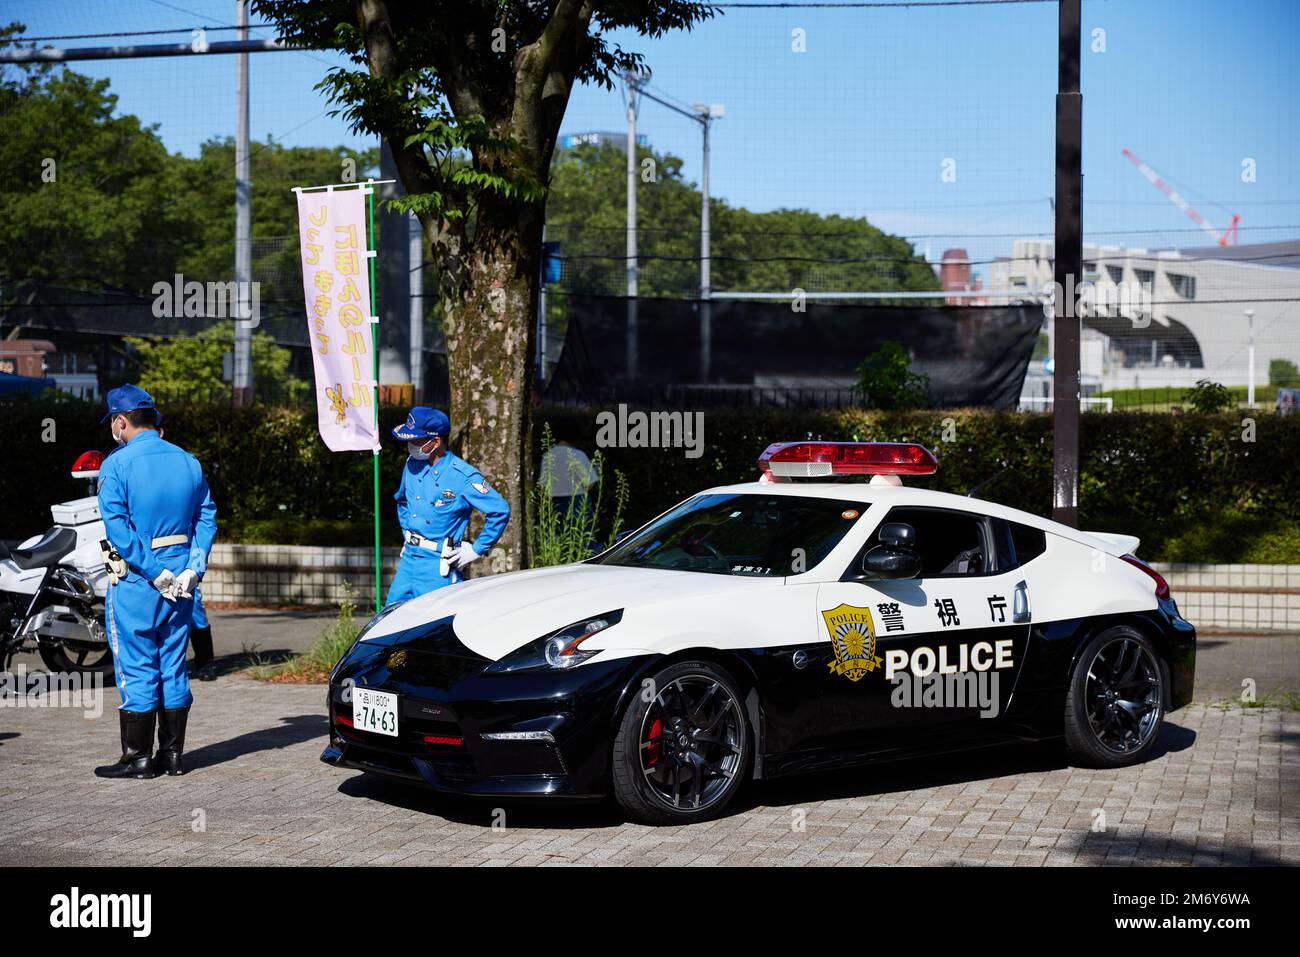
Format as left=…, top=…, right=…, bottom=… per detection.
left=1013, top=580, right=1031, bottom=623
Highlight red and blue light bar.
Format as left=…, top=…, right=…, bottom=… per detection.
left=758, top=441, right=938, bottom=479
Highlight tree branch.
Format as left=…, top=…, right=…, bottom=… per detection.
left=513, top=0, right=591, bottom=166
left=354, top=0, right=463, bottom=283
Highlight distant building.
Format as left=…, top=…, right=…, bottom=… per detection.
left=0, top=338, right=99, bottom=399
left=986, top=239, right=1300, bottom=395
left=0, top=338, right=53, bottom=378
left=937, top=249, right=985, bottom=305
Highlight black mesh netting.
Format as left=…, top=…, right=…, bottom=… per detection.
left=545, top=295, right=1040, bottom=409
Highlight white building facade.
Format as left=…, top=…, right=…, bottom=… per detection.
left=986, top=239, right=1300, bottom=397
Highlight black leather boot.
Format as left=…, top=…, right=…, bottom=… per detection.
left=94, top=710, right=159, bottom=779
left=153, top=706, right=190, bottom=776
left=188, top=626, right=217, bottom=681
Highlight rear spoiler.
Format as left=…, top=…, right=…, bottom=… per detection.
left=1084, top=531, right=1141, bottom=555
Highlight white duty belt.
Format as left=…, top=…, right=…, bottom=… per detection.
left=404, top=532, right=445, bottom=551
left=151, top=534, right=188, bottom=548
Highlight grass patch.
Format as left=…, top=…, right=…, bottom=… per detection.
left=254, top=590, right=362, bottom=684
left=1096, top=384, right=1279, bottom=412
left=1208, top=688, right=1300, bottom=711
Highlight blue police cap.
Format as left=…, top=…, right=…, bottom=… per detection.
left=101, top=383, right=158, bottom=424
left=392, top=406, right=450, bottom=442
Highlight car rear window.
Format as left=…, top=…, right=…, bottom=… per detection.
left=1009, top=522, right=1047, bottom=565
left=593, top=493, right=866, bottom=576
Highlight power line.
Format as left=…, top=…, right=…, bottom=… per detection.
left=14, top=26, right=278, bottom=43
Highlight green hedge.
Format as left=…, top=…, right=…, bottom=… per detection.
left=3, top=398, right=1297, bottom=562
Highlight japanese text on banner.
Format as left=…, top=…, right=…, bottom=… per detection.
left=295, top=187, right=379, bottom=452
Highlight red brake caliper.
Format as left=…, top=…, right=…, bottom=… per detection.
left=646, top=718, right=662, bottom=767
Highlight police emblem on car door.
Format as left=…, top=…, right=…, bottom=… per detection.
left=821, top=603, right=885, bottom=681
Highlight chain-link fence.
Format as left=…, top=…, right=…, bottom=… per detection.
left=1, top=0, right=1297, bottom=412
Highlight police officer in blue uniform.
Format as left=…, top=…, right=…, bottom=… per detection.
left=156, top=424, right=217, bottom=681
left=93, top=385, right=217, bottom=779
left=156, top=423, right=217, bottom=681
left=387, top=407, right=510, bottom=604
left=187, top=589, right=216, bottom=680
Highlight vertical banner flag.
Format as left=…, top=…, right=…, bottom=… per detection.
left=295, top=186, right=380, bottom=451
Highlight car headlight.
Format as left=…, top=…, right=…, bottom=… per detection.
left=329, top=601, right=408, bottom=683
left=484, top=610, right=624, bottom=675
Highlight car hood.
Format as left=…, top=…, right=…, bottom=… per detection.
left=362, top=562, right=774, bottom=660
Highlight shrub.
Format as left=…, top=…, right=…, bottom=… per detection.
left=1183, top=379, right=1233, bottom=414
left=855, top=340, right=929, bottom=410
left=4, top=399, right=1299, bottom=563
left=528, top=423, right=629, bottom=566
left=1270, top=358, right=1300, bottom=388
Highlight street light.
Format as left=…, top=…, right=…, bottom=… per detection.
left=626, top=82, right=723, bottom=380
left=692, top=102, right=724, bottom=380
left=1245, top=308, right=1256, bottom=407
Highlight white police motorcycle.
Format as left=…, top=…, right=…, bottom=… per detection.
left=0, top=451, right=113, bottom=675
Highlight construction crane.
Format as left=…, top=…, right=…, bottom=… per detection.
left=1122, top=148, right=1240, bottom=246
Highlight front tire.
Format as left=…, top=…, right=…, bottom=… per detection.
left=1064, top=625, right=1165, bottom=767
left=610, top=660, right=751, bottom=825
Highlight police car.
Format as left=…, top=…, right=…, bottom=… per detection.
left=322, top=441, right=1195, bottom=824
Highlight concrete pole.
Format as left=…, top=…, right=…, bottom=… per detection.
left=409, top=214, right=424, bottom=400
left=538, top=224, right=548, bottom=384
left=1052, top=0, right=1082, bottom=528
left=699, top=112, right=712, bottom=382
left=1246, top=309, right=1256, bottom=407
left=377, top=143, right=411, bottom=389
left=232, top=0, right=253, bottom=405
left=625, top=76, right=639, bottom=379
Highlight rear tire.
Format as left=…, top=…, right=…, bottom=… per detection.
left=610, top=660, right=751, bottom=825
left=1064, top=625, right=1164, bottom=768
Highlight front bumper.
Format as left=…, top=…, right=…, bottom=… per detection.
left=320, top=617, right=651, bottom=799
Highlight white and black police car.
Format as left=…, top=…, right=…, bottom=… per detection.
left=323, top=441, right=1195, bottom=824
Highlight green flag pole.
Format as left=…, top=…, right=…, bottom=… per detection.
left=366, top=181, right=381, bottom=614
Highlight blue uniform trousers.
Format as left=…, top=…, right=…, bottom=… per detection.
left=386, top=546, right=461, bottom=605
left=107, top=575, right=194, bottom=713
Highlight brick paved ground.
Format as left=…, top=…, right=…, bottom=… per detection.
left=1, top=657, right=1296, bottom=866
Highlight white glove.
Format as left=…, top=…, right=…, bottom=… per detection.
left=175, top=569, right=199, bottom=599
left=153, top=569, right=177, bottom=602
left=449, top=542, right=480, bottom=570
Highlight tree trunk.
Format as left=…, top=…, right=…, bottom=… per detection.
left=439, top=208, right=541, bottom=576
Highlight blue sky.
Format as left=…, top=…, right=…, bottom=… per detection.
left=6, top=0, right=1298, bottom=273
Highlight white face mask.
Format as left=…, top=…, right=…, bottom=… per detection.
left=408, top=440, right=433, bottom=461
left=112, top=417, right=126, bottom=446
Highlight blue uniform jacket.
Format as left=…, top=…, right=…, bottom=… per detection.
left=98, top=431, right=218, bottom=582
left=395, top=450, right=509, bottom=555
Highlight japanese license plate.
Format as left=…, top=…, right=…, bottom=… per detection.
left=353, top=688, right=399, bottom=737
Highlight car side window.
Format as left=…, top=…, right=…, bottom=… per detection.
left=877, top=506, right=990, bottom=577
left=1009, top=522, right=1047, bottom=565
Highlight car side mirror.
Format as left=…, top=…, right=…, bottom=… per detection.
left=859, top=523, right=921, bottom=580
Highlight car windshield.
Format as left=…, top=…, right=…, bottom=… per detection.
left=592, top=493, right=866, bottom=576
